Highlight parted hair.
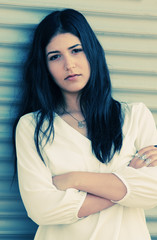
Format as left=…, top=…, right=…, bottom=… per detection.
left=13, top=8, right=124, bottom=165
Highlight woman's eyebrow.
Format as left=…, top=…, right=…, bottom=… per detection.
left=68, top=44, right=82, bottom=50
left=47, top=44, right=82, bottom=56
left=47, top=50, right=59, bottom=56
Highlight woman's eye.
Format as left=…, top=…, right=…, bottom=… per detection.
left=49, top=54, right=61, bottom=61
left=72, top=48, right=83, bottom=54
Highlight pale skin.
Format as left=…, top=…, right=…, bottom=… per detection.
left=46, top=33, right=157, bottom=218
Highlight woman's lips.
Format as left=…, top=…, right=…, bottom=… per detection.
left=64, top=74, right=81, bottom=80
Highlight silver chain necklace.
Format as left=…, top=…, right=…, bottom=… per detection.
left=64, top=111, right=86, bottom=129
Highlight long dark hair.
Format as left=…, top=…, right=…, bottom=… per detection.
left=13, top=8, right=123, bottom=166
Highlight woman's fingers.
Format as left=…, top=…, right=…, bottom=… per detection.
left=129, top=145, right=157, bottom=169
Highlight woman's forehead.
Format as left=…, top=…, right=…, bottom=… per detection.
left=46, top=33, right=81, bottom=52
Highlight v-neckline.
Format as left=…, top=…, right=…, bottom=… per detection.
left=55, top=113, right=90, bottom=143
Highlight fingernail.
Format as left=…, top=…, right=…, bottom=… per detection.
left=154, top=145, right=157, bottom=148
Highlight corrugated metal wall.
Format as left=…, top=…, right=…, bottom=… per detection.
left=0, top=0, right=157, bottom=239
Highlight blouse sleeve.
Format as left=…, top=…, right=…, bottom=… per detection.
left=16, top=115, right=86, bottom=226
left=112, top=103, right=157, bottom=209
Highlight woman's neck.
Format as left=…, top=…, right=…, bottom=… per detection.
left=63, top=93, right=81, bottom=113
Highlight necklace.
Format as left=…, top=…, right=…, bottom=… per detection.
left=64, top=111, right=86, bottom=129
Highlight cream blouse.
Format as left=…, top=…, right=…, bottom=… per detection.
left=16, top=102, right=157, bottom=240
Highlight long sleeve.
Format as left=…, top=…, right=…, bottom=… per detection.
left=112, top=102, right=157, bottom=209
left=16, top=114, right=86, bottom=226
left=113, top=166, right=157, bottom=209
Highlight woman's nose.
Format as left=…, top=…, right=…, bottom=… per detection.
left=64, top=55, right=76, bottom=71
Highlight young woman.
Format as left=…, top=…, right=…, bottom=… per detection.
left=14, top=8, right=157, bottom=240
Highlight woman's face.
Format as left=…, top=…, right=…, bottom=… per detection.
left=46, top=33, right=90, bottom=97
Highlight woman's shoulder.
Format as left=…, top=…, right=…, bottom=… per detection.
left=121, top=102, right=149, bottom=116
left=17, top=111, right=39, bottom=129
left=121, top=101, right=153, bottom=131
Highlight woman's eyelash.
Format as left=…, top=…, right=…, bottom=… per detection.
left=49, top=54, right=60, bottom=61
left=72, top=48, right=83, bottom=53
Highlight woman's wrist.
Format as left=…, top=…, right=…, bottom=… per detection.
left=53, top=172, right=77, bottom=190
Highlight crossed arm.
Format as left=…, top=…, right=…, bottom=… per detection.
left=53, top=172, right=125, bottom=217
left=53, top=146, right=157, bottom=218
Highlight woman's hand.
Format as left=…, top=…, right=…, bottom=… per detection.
left=129, top=145, right=157, bottom=169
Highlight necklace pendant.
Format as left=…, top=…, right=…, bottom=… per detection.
left=78, top=121, right=86, bottom=128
